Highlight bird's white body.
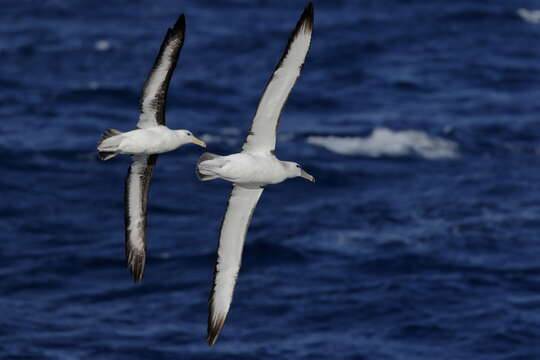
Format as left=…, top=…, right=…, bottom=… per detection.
left=96, top=15, right=206, bottom=283
left=199, top=3, right=315, bottom=346
left=198, top=152, right=290, bottom=187
left=98, top=126, right=193, bottom=155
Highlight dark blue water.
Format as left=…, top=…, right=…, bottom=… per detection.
left=2, top=0, right=540, bottom=358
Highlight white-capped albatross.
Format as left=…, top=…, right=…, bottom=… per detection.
left=196, top=3, right=315, bottom=346
left=97, top=14, right=206, bottom=283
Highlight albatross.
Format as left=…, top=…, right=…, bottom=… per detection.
left=97, top=14, right=206, bottom=283
left=196, top=3, right=315, bottom=346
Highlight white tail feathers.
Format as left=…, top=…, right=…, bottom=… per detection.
left=196, top=152, right=221, bottom=181
left=98, top=151, right=118, bottom=161
left=99, top=128, right=122, bottom=143
left=97, top=128, right=123, bottom=161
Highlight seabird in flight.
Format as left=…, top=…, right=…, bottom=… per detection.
left=97, top=14, right=206, bottom=283
left=196, top=3, right=315, bottom=346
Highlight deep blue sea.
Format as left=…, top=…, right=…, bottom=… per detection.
left=2, top=0, right=540, bottom=359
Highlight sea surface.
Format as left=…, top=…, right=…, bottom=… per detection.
left=2, top=0, right=540, bottom=359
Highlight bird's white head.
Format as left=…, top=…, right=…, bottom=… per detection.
left=282, top=161, right=315, bottom=182
left=175, top=130, right=207, bottom=148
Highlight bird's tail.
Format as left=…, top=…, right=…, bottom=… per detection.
left=98, top=151, right=118, bottom=161
left=97, top=128, right=123, bottom=161
left=196, top=152, right=221, bottom=181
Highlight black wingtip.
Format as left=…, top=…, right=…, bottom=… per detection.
left=207, top=313, right=226, bottom=347
left=126, top=246, right=146, bottom=283
left=267, top=1, right=314, bottom=76
left=300, top=2, right=314, bottom=32
left=172, top=14, right=186, bottom=33
left=207, top=288, right=227, bottom=347
left=287, top=2, right=314, bottom=41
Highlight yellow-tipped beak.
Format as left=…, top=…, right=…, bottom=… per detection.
left=300, top=169, right=315, bottom=182
left=191, top=136, right=207, bottom=148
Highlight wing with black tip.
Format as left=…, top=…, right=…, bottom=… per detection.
left=137, top=14, right=186, bottom=129
left=207, top=186, right=264, bottom=346
left=242, top=3, right=313, bottom=153
left=124, top=154, right=158, bottom=283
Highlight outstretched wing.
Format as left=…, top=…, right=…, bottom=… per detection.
left=124, top=154, right=158, bottom=283
left=242, top=3, right=313, bottom=153
left=137, top=14, right=186, bottom=129
left=207, top=185, right=264, bottom=346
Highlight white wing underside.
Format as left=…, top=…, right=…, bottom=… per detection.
left=207, top=3, right=314, bottom=346
left=208, top=185, right=264, bottom=345
left=242, top=11, right=313, bottom=153
left=124, top=154, right=157, bottom=282
left=122, top=15, right=184, bottom=283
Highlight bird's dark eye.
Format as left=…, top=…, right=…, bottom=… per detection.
left=296, top=165, right=300, bottom=168
left=187, top=132, right=192, bottom=136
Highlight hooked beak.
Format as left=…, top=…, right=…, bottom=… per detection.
left=191, top=136, right=207, bottom=148
left=300, top=169, right=315, bottom=182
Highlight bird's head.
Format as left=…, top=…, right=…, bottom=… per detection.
left=175, top=130, right=207, bottom=148
left=282, top=161, right=315, bottom=182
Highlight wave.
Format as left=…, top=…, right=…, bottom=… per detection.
left=307, top=128, right=459, bottom=160
left=94, top=40, right=111, bottom=52
left=200, top=127, right=243, bottom=147
left=517, top=9, right=540, bottom=24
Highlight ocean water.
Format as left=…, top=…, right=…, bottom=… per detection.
left=2, top=0, right=540, bottom=359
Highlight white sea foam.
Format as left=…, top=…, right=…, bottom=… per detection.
left=200, top=134, right=222, bottom=144
left=88, top=81, right=99, bottom=90
left=200, top=133, right=239, bottom=147
left=94, top=40, right=111, bottom=51
left=307, top=127, right=459, bottom=159
left=517, top=8, right=540, bottom=24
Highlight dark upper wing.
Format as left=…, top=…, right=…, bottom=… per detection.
left=124, top=154, right=158, bottom=283
left=207, top=185, right=264, bottom=346
left=137, top=14, right=186, bottom=129
left=242, top=3, right=313, bottom=153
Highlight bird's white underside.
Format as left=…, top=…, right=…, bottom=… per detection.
left=126, top=155, right=149, bottom=252
left=122, top=18, right=185, bottom=282
left=210, top=186, right=263, bottom=326
left=209, top=15, right=313, bottom=340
